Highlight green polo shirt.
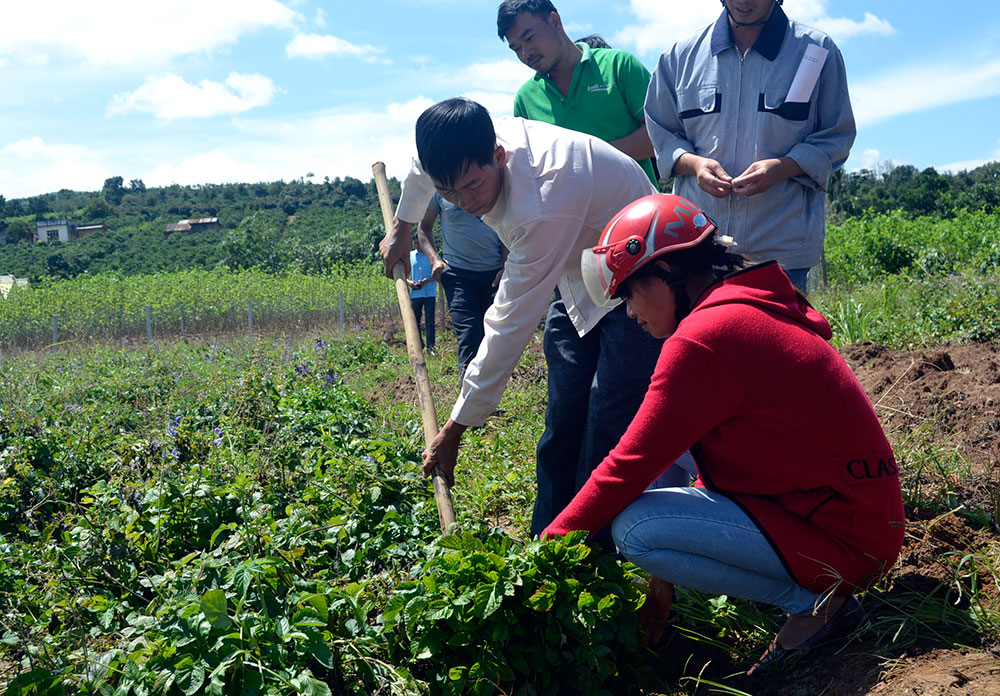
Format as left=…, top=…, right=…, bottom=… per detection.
left=513, top=43, right=657, bottom=184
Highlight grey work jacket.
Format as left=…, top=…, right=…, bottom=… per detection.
left=645, top=6, right=855, bottom=269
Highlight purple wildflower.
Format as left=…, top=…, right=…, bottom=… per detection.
left=322, top=372, right=339, bottom=387
left=213, top=427, right=223, bottom=446
left=315, top=338, right=327, bottom=351
left=166, top=415, right=182, bottom=437
left=295, top=364, right=310, bottom=377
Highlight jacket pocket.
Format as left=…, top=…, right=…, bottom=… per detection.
left=678, top=88, right=721, bottom=119
left=758, top=87, right=810, bottom=121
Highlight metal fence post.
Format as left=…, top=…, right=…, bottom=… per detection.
left=248, top=300, right=254, bottom=336
left=51, top=315, right=58, bottom=352
left=338, top=291, right=345, bottom=331
left=145, top=305, right=153, bottom=345
left=179, top=305, right=186, bottom=340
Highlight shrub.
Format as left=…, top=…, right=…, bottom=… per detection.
left=384, top=530, right=658, bottom=696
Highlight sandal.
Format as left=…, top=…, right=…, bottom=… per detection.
left=747, top=595, right=865, bottom=675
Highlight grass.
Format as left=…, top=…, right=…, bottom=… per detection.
left=812, top=271, right=1000, bottom=349
left=2, top=320, right=997, bottom=694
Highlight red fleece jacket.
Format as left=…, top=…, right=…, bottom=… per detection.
left=545, top=262, right=905, bottom=594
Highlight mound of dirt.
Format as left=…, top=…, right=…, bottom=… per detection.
left=840, top=342, right=1000, bottom=478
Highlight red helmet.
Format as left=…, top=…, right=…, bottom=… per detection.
left=581, top=194, right=718, bottom=307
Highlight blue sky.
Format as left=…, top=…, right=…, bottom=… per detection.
left=1, top=1, right=998, bottom=199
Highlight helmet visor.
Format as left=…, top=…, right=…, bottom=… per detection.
left=581, top=247, right=616, bottom=307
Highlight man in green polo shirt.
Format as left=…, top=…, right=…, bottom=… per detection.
left=498, top=0, right=658, bottom=185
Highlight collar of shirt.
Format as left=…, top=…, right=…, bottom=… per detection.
left=710, top=3, right=789, bottom=61
left=531, top=41, right=592, bottom=85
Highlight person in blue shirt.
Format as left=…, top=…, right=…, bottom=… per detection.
left=417, top=192, right=506, bottom=380
left=408, top=247, right=438, bottom=354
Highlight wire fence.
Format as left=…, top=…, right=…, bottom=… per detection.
left=0, top=287, right=450, bottom=356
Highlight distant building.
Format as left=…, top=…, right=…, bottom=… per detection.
left=36, top=219, right=75, bottom=243
left=75, top=224, right=106, bottom=238
left=34, top=220, right=106, bottom=244
left=164, top=217, right=220, bottom=236
left=0, top=274, right=28, bottom=299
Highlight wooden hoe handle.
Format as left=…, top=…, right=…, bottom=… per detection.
left=372, top=161, right=457, bottom=531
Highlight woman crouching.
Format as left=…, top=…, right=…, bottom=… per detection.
left=543, top=193, right=905, bottom=673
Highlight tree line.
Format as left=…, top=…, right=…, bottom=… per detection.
left=826, top=160, right=1000, bottom=222
left=2, top=158, right=998, bottom=282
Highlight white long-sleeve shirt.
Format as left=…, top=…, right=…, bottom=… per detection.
left=396, top=117, right=655, bottom=426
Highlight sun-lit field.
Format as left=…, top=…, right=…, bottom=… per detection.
left=2, top=209, right=999, bottom=694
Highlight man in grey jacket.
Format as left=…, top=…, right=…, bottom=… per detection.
left=645, top=0, right=855, bottom=292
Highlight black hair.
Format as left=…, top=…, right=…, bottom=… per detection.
left=415, top=98, right=497, bottom=188
left=497, top=0, right=558, bottom=40
left=616, top=236, right=748, bottom=299
left=576, top=34, right=611, bottom=49
left=616, top=237, right=750, bottom=324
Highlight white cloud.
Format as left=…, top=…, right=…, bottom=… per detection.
left=385, top=96, right=437, bottom=124
left=181, top=97, right=439, bottom=188
left=451, top=60, right=532, bottom=94
left=563, top=22, right=593, bottom=38
left=146, top=151, right=271, bottom=188
left=285, top=33, right=383, bottom=60
left=459, top=92, right=516, bottom=119
left=0, top=137, right=110, bottom=198
left=857, top=148, right=881, bottom=171
left=615, top=0, right=893, bottom=58
left=937, top=158, right=991, bottom=174
left=0, top=0, right=298, bottom=68
left=107, top=73, right=278, bottom=120
left=851, top=59, right=1000, bottom=127
left=937, top=142, right=1000, bottom=173
left=809, top=13, right=894, bottom=42
left=614, top=1, right=719, bottom=58
left=7, top=81, right=522, bottom=199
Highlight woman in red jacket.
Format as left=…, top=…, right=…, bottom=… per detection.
left=545, top=193, right=905, bottom=672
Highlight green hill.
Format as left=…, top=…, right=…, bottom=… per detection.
left=0, top=176, right=400, bottom=281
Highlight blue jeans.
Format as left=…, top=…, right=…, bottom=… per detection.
left=784, top=267, right=810, bottom=294
left=410, top=296, right=435, bottom=350
left=612, top=487, right=824, bottom=616
left=440, top=266, right=500, bottom=376
left=531, top=299, right=696, bottom=548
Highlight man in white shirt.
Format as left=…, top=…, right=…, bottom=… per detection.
left=379, top=98, right=694, bottom=544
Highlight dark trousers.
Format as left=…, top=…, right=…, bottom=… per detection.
left=410, top=296, right=435, bottom=350
left=439, top=266, right=501, bottom=376
left=532, top=299, right=684, bottom=550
